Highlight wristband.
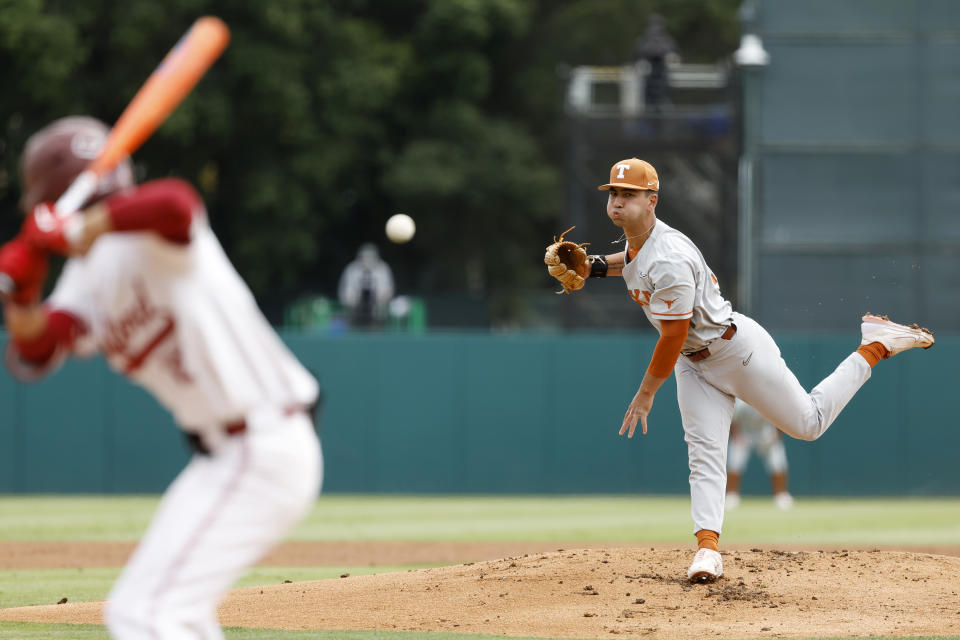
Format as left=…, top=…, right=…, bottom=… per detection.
left=588, top=255, right=608, bottom=278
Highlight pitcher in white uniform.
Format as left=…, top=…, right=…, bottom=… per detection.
left=555, top=157, right=934, bottom=583
left=1, top=116, right=322, bottom=639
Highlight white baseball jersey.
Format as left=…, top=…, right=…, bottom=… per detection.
left=618, top=220, right=873, bottom=537
left=621, top=219, right=733, bottom=352
left=48, top=211, right=318, bottom=435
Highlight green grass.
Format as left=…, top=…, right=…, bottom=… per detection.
left=0, top=494, right=958, bottom=639
left=720, top=497, right=960, bottom=546
left=0, top=496, right=157, bottom=541
left=281, top=494, right=960, bottom=545
left=0, top=568, right=115, bottom=609
left=0, top=565, right=444, bottom=609
left=4, top=494, right=956, bottom=544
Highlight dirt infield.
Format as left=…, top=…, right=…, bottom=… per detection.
left=2, top=542, right=959, bottom=638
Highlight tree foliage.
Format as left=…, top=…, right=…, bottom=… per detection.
left=0, top=0, right=740, bottom=324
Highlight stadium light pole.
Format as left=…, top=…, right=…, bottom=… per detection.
left=734, top=0, right=769, bottom=317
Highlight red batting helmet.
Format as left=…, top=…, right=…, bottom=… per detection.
left=18, top=116, right=135, bottom=213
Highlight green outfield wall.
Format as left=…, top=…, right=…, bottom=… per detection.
left=0, top=331, right=956, bottom=496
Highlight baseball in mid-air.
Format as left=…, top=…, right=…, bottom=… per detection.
left=386, top=213, right=416, bottom=243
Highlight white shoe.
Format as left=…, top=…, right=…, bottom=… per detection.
left=861, top=314, right=934, bottom=357
left=773, top=492, right=794, bottom=511
left=725, top=492, right=741, bottom=510
left=687, top=548, right=723, bottom=583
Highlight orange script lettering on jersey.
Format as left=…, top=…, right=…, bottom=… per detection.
left=629, top=289, right=652, bottom=305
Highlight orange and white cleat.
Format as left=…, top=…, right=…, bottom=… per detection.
left=860, top=314, right=934, bottom=357
left=687, top=548, right=723, bottom=583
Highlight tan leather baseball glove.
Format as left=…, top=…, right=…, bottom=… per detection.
left=544, top=226, right=589, bottom=294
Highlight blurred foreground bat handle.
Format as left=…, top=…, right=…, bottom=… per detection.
left=55, top=170, right=100, bottom=216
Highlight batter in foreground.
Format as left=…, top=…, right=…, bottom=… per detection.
left=546, top=157, right=934, bottom=583
left=0, top=116, right=322, bottom=638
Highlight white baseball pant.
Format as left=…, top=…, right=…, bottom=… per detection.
left=104, top=408, right=322, bottom=640
left=675, top=312, right=870, bottom=534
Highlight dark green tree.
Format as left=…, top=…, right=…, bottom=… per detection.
left=0, top=0, right=740, bottom=325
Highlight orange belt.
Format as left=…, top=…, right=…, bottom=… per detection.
left=685, top=324, right=737, bottom=363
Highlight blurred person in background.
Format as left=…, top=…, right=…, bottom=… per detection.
left=633, top=13, right=678, bottom=113
left=725, top=398, right=794, bottom=511
left=338, top=242, right=394, bottom=328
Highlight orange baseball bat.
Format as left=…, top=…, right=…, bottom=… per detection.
left=56, top=16, right=230, bottom=213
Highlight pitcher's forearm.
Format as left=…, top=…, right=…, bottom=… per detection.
left=605, top=252, right=625, bottom=277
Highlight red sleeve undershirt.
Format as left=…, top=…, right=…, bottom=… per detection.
left=11, top=179, right=202, bottom=368
left=647, top=318, right=690, bottom=378
left=11, top=309, right=84, bottom=365
left=105, top=178, right=201, bottom=244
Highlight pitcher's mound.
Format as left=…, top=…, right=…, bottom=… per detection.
left=2, top=548, right=958, bottom=638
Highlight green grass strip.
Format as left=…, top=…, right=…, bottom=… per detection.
left=3, top=495, right=957, bottom=544
left=0, top=565, right=442, bottom=609
left=296, top=495, right=960, bottom=544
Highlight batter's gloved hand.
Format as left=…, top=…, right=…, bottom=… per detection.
left=0, top=237, right=50, bottom=305
left=21, top=202, right=83, bottom=256
left=544, top=226, right=590, bottom=294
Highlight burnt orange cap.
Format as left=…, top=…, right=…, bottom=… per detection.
left=598, top=158, right=659, bottom=191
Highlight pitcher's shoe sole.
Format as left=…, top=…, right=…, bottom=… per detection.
left=861, top=314, right=934, bottom=356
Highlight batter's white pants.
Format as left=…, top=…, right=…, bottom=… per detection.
left=675, top=313, right=870, bottom=534
left=104, top=408, right=322, bottom=640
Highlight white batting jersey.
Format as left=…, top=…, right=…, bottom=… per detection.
left=621, top=219, right=733, bottom=353
left=48, top=212, right=319, bottom=432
